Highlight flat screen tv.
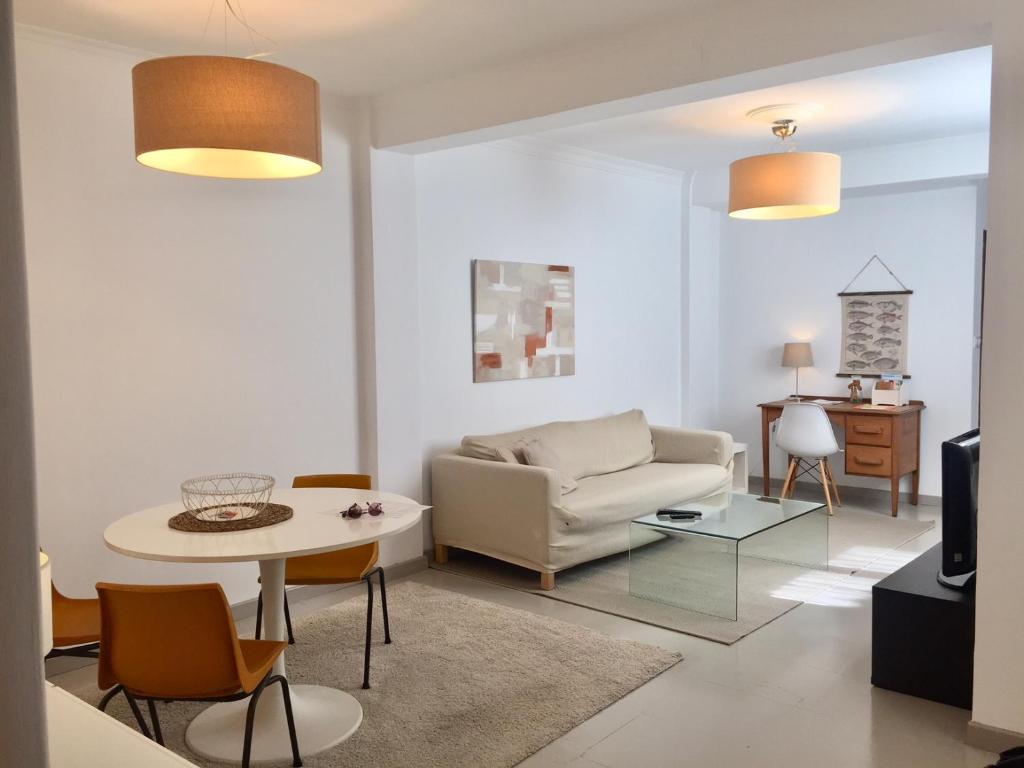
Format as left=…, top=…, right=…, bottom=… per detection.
left=939, top=428, right=979, bottom=590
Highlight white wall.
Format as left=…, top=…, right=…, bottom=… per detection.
left=683, top=199, right=722, bottom=429
left=715, top=185, right=979, bottom=496
left=415, top=141, right=685, bottom=487
left=16, top=29, right=365, bottom=604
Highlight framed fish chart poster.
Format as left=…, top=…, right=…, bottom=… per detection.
left=838, top=291, right=911, bottom=376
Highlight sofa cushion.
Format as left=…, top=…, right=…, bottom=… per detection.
left=461, top=409, right=654, bottom=480
left=494, top=446, right=520, bottom=464
left=558, top=461, right=730, bottom=531
left=522, top=439, right=578, bottom=494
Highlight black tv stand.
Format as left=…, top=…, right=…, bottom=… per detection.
left=872, top=543, right=976, bottom=709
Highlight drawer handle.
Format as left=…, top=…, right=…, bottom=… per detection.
left=854, top=426, right=883, bottom=434
left=855, top=457, right=884, bottom=466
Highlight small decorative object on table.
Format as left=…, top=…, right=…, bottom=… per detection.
left=342, top=502, right=384, bottom=519
left=170, top=473, right=292, bottom=532
left=848, top=378, right=863, bottom=403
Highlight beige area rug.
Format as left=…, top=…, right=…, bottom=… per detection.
left=66, top=581, right=680, bottom=768
left=431, top=510, right=933, bottom=645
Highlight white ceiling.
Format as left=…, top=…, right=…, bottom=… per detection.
left=14, top=0, right=711, bottom=96
left=531, top=47, right=992, bottom=172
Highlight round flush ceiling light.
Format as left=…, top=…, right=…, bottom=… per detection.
left=728, top=112, right=840, bottom=221
left=132, top=56, right=322, bottom=180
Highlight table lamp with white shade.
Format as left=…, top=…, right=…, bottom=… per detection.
left=781, top=342, right=814, bottom=401
left=39, top=551, right=52, bottom=656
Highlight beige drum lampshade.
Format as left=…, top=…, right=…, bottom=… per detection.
left=729, top=152, right=841, bottom=220
left=781, top=342, right=814, bottom=368
left=132, top=56, right=322, bottom=179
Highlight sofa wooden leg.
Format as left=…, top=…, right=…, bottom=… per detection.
left=434, top=544, right=449, bottom=564
left=539, top=571, right=555, bottom=591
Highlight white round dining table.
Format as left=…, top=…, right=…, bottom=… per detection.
left=104, top=487, right=426, bottom=765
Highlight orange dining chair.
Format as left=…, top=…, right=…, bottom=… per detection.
left=48, top=581, right=101, bottom=659
left=96, top=583, right=301, bottom=768
left=255, top=473, right=391, bottom=690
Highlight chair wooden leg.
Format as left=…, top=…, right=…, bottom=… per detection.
left=255, top=590, right=263, bottom=640
left=362, top=576, right=374, bottom=690
left=825, top=458, right=842, bottom=507
left=539, top=571, right=555, bottom=590
left=818, top=460, right=835, bottom=516
left=780, top=457, right=798, bottom=499
left=378, top=568, right=391, bottom=645
left=434, top=543, right=449, bottom=564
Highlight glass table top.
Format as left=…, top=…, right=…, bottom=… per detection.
left=631, top=492, right=826, bottom=542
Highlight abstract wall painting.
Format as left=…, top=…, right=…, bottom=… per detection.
left=838, top=291, right=911, bottom=376
left=472, top=259, right=575, bottom=383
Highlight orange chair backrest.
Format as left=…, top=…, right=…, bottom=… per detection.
left=97, top=583, right=246, bottom=698
left=292, top=473, right=372, bottom=490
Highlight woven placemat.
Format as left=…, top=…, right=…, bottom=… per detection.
left=168, top=502, right=293, bottom=532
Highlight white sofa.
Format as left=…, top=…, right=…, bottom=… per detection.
left=431, top=409, right=733, bottom=589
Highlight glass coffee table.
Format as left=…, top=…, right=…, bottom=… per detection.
left=629, top=492, right=828, bottom=621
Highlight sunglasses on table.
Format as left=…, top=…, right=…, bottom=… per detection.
left=341, top=502, right=384, bottom=519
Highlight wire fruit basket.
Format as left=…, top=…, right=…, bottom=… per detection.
left=180, top=473, right=275, bottom=522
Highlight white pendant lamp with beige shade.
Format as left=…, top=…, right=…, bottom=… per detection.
left=729, top=105, right=840, bottom=221
left=132, top=2, right=321, bottom=180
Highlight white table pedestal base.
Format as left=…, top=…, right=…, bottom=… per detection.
left=184, top=684, right=362, bottom=765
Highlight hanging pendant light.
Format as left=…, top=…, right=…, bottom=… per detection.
left=729, top=117, right=840, bottom=220
left=131, top=3, right=321, bottom=180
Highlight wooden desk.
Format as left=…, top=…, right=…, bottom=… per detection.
left=758, top=396, right=925, bottom=516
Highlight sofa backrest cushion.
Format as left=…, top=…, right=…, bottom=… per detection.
left=460, top=409, right=654, bottom=479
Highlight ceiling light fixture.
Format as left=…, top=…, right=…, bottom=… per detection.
left=131, top=1, right=321, bottom=180
left=728, top=109, right=840, bottom=221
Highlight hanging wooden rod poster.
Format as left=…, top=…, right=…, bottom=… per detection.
left=836, top=255, right=912, bottom=379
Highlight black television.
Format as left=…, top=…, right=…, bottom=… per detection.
left=938, top=428, right=979, bottom=590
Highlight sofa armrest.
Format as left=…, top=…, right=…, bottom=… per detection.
left=431, top=454, right=562, bottom=571
left=650, top=426, right=734, bottom=467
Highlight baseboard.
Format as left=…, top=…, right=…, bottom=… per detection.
left=749, top=475, right=940, bottom=507
left=230, top=554, right=429, bottom=621
left=967, top=719, right=1024, bottom=753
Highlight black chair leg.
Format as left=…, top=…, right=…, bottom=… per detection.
left=146, top=698, right=164, bottom=745
left=274, top=675, right=303, bottom=767
left=362, top=576, right=373, bottom=689
left=122, top=690, right=153, bottom=740
left=378, top=568, right=392, bottom=645
left=242, top=677, right=270, bottom=768
left=97, top=685, right=122, bottom=712
left=284, top=590, right=295, bottom=645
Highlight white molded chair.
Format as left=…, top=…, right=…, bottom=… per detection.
left=775, top=403, right=841, bottom=515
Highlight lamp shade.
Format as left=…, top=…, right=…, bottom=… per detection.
left=132, top=56, right=322, bottom=179
left=729, top=151, right=840, bottom=220
left=39, top=551, right=52, bottom=656
left=781, top=342, right=814, bottom=368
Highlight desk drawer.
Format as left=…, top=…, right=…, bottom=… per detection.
left=847, top=444, right=892, bottom=477
left=847, top=415, right=892, bottom=447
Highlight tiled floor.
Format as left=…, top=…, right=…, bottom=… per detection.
left=49, top=491, right=993, bottom=768
left=413, top=493, right=992, bottom=768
